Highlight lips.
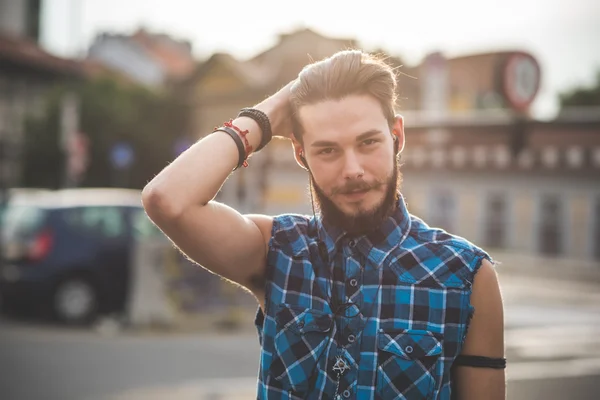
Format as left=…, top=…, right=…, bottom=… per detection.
left=346, top=189, right=369, bottom=194
left=342, top=188, right=370, bottom=201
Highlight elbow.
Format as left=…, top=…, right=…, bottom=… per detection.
left=141, top=182, right=183, bottom=222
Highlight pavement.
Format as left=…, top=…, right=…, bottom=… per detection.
left=1, top=272, right=599, bottom=400
left=1, top=321, right=599, bottom=400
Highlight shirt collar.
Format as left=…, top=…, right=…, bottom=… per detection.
left=315, top=193, right=412, bottom=265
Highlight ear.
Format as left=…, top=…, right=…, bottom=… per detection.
left=392, top=114, right=405, bottom=154
left=291, top=137, right=309, bottom=170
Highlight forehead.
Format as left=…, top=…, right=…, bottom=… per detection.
left=298, top=94, right=388, bottom=144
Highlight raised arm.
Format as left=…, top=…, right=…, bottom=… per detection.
left=141, top=83, right=293, bottom=303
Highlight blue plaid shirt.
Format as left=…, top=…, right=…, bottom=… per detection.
left=255, top=195, right=491, bottom=399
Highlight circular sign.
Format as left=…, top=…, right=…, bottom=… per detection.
left=502, top=53, right=541, bottom=112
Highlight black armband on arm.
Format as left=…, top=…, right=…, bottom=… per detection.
left=454, top=355, right=506, bottom=369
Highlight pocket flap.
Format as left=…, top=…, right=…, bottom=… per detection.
left=276, top=304, right=332, bottom=335
left=378, top=329, right=442, bottom=359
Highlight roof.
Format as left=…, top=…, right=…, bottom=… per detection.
left=0, top=33, right=83, bottom=77
left=190, top=52, right=270, bottom=88
left=80, top=59, right=140, bottom=86
left=131, top=28, right=195, bottom=81
left=188, top=28, right=359, bottom=93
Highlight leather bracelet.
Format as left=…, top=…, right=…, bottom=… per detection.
left=214, top=126, right=245, bottom=170
left=237, top=108, right=272, bottom=152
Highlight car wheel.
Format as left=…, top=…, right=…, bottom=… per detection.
left=53, top=277, right=98, bottom=325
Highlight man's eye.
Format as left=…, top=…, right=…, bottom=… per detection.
left=318, top=148, right=335, bottom=155
left=363, top=139, right=378, bottom=146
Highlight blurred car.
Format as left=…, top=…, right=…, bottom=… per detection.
left=0, top=188, right=164, bottom=324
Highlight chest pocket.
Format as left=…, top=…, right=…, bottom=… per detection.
left=377, top=329, right=443, bottom=399
left=270, top=304, right=333, bottom=393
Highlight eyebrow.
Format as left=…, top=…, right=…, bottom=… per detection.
left=310, top=129, right=383, bottom=147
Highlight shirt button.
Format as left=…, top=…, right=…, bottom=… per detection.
left=349, top=279, right=358, bottom=287
left=343, top=389, right=351, bottom=398
left=405, top=345, right=414, bottom=354
left=348, top=334, right=356, bottom=343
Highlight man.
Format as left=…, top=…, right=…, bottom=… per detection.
left=142, top=50, right=505, bottom=399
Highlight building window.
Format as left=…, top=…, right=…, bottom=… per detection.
left=451, top=146, right=467, bottom=168
left=494, top=145, right=511, bottom=169
left=484, top=193, right=507, bottom=248
left=429, top=189, right=456, bottom=232
left=431, top=148, right=447, bottom=169
left=541, top=146, right=559, bottom=168
left=473, top=145, right=487, bottom=168
left=566, top=146, right=583, bottom=168
left=538, top=195, right=563, bottom=256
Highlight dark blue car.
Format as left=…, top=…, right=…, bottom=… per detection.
left=0, top=188, right=162, bottom=324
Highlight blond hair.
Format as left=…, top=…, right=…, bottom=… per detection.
left=290, top=50, right=397, bottom=141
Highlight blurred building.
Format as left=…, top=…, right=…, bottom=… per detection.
left=0, top=0, right=84, bottom=190
left=87, top=28, right=196, bottom=89
left=184, top=28, right=358, bottom=136
left=400, top=109, right=600, bottom=262
left=182, top=28, right=599, bottom=262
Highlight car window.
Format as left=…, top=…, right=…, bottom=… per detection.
left=63, top=206, right=127, bottom=238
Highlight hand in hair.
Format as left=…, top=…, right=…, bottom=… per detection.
left=254, top=80, right=295, bottom=140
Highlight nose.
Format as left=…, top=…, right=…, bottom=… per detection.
left=342, top=151, right=364, bottom=180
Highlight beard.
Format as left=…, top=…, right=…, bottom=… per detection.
left=310, top=158, right=402, bottom=236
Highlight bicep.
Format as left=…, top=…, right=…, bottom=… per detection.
left=453, top=259, right=506, bottom=400
left=157, top=201, right=271, bottom=291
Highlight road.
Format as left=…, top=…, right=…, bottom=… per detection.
left=1, top=309, right=599, bottom=400
left=0, top=275, right=599, bottom=400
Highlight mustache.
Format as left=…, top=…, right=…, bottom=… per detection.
left=332, top=179, right=384, bottom=195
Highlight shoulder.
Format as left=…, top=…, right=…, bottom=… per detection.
left=271, top=213, right=312, bottom=231
left=405, top=215, right=495, bottom=284
left=247, top=213, right=312, bottom=235
left=261, top=213, right=316, bottom=254
left=247, top=214, right=274, bottom=245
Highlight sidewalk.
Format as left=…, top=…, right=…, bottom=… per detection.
left=103, top=356, right=600, bottom=400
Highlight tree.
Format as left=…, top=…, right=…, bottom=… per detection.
left=22, top=77, right=190, bottom=189
left=559, top=69, right=600, bottom=108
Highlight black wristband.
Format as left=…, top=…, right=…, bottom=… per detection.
left=454, top=355, right=507, bottom=369
left=214, top=126, right=245, bottom=170
left=237, top=108, right=272, bottom=152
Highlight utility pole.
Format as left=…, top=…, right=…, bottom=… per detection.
left=60, top=92, right=80, bottom=188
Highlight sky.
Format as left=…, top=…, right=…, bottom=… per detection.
left=41, top=0, right=600, bottom=119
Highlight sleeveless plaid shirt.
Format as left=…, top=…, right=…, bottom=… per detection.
left=254, top=195, right=492, bottom=399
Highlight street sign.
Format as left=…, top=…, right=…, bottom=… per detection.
left=503, top=52, right=541, bottom=112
